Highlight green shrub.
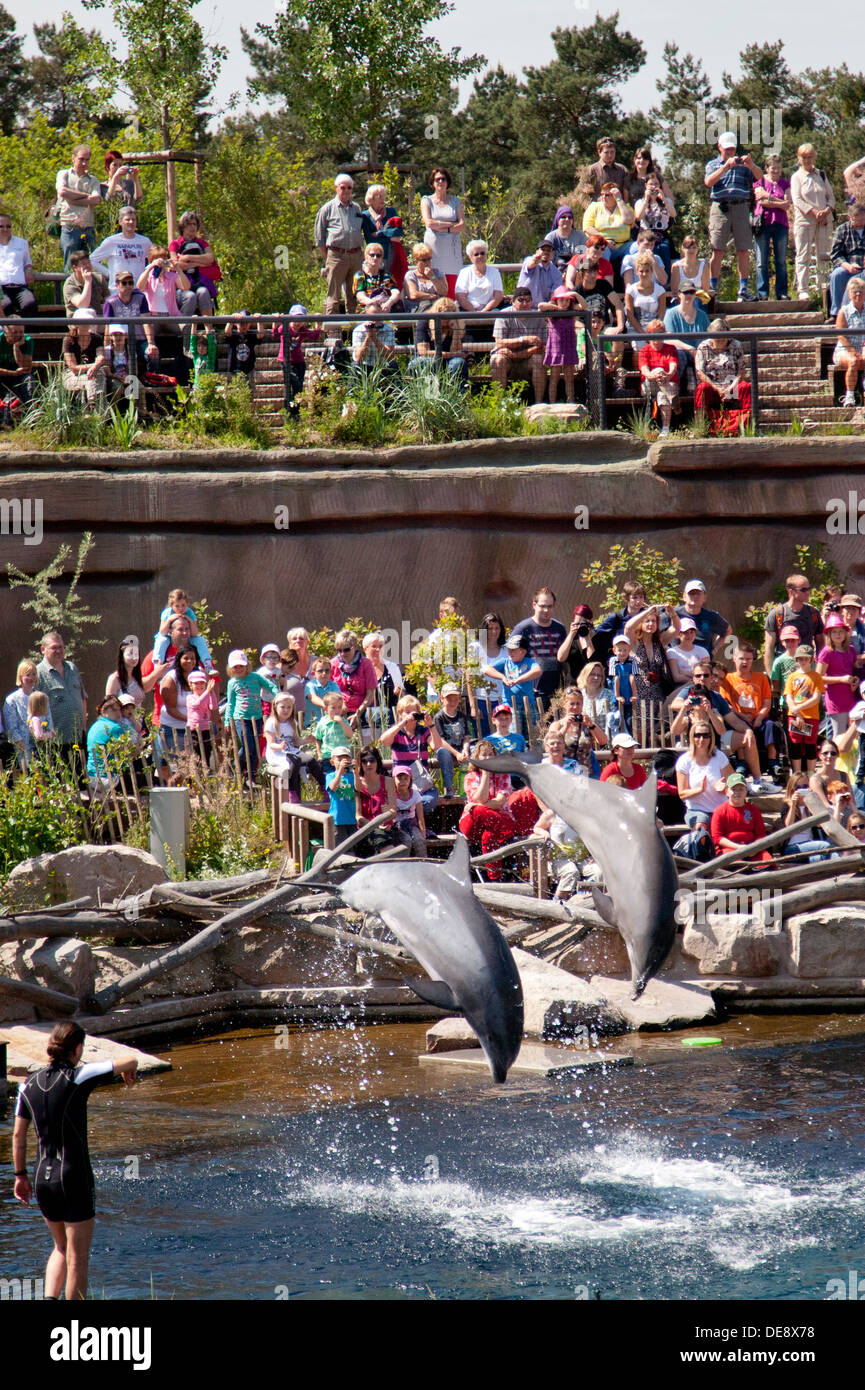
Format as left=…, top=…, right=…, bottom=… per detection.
left=173, top=374, right=273, bottom=448
left=0, top=754, right=89, bottom=879
left=470, top=381, right=527, bottom=438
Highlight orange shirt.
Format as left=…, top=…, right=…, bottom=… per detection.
left=783, top=668, right=825, bottom=720
left=720, top=669, right=771, bottom=719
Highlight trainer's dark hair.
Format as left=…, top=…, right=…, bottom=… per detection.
left=47, top=1021, right=85, bottom=1068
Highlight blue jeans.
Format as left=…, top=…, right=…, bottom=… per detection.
left=436, top=747, right=461, bottom=794
left=829, top=264, right=864, bottom=316
left=755, top=223, right=789, bottom=299
left=61, top=225, right=96, bottom=269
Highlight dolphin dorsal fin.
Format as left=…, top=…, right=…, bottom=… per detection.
left=443, top=834, right=473, bottom=888
left=633, top=770, right=658, bottom=814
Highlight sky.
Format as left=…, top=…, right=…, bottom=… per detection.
left=6, top=0, right=859, bottom=130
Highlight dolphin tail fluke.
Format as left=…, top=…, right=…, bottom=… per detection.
left=444, top=835, right=472, bottom=888
left=405, top=975, right=463, bottom=1013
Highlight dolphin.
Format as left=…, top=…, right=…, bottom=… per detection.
left=474, top=757, right=678, bottom=998
left=339, top=836, right=524, bottom=1083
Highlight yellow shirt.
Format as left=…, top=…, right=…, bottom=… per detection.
left=582, top=201, right=632, bottom=247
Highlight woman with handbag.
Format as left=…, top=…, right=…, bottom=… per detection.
left=379, top=694, right=443, bottom=820
left=753, top=155, right=792, bottom=300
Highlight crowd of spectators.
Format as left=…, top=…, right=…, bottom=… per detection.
left=3, top=135, right=865, bottom=427
left=3, top=574, right=864, bottom=884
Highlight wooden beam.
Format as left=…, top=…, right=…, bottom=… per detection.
left=679, top=808, right=831, bottom=880
left=0, top=976, right=77, bottom=1013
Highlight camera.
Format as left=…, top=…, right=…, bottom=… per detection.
left=827, top=601, right=841, bottom=613
left=690, top=684, right=709, bottom=699
left=576, top=623, right=590, bottom=637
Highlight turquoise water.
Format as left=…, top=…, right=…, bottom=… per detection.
left=2, top=1016, right=865, bottom=1300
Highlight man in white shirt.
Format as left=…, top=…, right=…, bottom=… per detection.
left=0, top=215, right=37, bottom=316
left=90, top=208, right=152, bottom=291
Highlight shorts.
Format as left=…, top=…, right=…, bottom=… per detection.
left=491, top=352, right=540, bottom=380
left=36, top=1165, right=96, bottom=1224
left=720, top=729, right=735, bottom=752
left=708, top=199, right=753, bottom=252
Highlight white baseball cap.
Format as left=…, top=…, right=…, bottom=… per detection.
left=684, top=579, right=706, bottom=593
left=260, top=643, right=281, bottom=658
left=718, top=132, right=737, bottom=148
left=612, top=732, right=639, bottom=748
left=679, top=616, right=698, bottom=631
left=227, top=649, right=249, bottom=667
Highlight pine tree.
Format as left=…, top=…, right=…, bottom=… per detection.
left=0, top=4, right=30, bottom=134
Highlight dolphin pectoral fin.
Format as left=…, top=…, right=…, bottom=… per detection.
left=633, top=770, right=658, bottom=813
left=590, top=886, right=619, bottom=929
left=443, top=834, right=473, bottom=889
left=405, top=975, right=463, bottom=1012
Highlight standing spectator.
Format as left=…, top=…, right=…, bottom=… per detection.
left=586, top=138, right=630, bottom=201
left=622, top=228, right=668, bottom=289
left=90, top=208, right=152, bottom=292
left=36, top=632, right=87, bottom=753
left=539, top=285, right=581, bottom=404
left=361, top=184, right=401, bottom=276
left=829, top=205, right=865, bottom=315
left=582, top=184, right=635, bottom=283
left=55, top=145, right=104, bottom=268
left=638, top=319, right=679, bottom=436
left=663, top=280, right=709, bottom=390
left=62, top=251, right=108, bottom=318
left=330, top=629, right=377, bottom=734
left=593, top=581, right=648, bottom=662
left=671, top=579, right=732, bottom=657
left=314, top=174, right=365, bottom=316
left=627, top=148, right=674, bottom=206
left=832, top=277, right=865, bottom=406
left=624, top=254, right=667, bottom=333
left=719, top=642, right=780, bottom=788
left=509, top=587, right=568, bottom=708
left=694, top=317, right=752, bottom=432
left=101, top=151, right=143, bottom=206
left=104, top=271, right=159, bottom=374
left=548, top=207, right=586, bottom=271
left=839, top=594, right=865, bottom=663
left=816, top=614, right=858, bottom=736
left=225, top=649, right=278, bottom=782
left=0, top=214, right=37, bottom=317
left=420, top=166, right=466, bottom=297
left=703, top=132, right=761, bottom=300
left=224, top=311, right=259, bottom=381
left=517, top=237, right=563, bottom=307
left=783, top=646, right=825, bottom=773
left=763, top=574, right=825, bottom=677
left=490, top=286, right=547, bottom=401
left=274, top=305, right=320, bottom=421
left=790, top=144, right=835, bottom=301
left=0, top=318, right=35, bottom=407
left=556, top=604, right=596, bottom=684
left=669, top=235, right=711, bottom=299
left=634, top=175, right=676, bottom=278
left=710, top=774, right=771, bottom=858
left=3, top=661, right=52, bottom=767
left=455, top=241, right=504, bottom=337
left=753, top=154, right=792, bottom=301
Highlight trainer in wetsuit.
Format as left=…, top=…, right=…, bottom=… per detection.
left=13, top=1020, right=138, bottom=1301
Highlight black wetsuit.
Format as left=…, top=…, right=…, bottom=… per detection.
left=15, top=1060, right=113, bottom=1222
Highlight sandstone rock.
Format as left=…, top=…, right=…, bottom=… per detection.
left=426, top=1016, right=481, bottom=1052
left=681, top=913, right=789, bottom=977
left=787, top=908, right=865, bottom=978
left=21, top=938, right=95, bottom=999
left=524, top=402, right=588, bottom=423
left=555, top=924, right=631, bottom=978
left=5, top=845, right=167, bottom=911
left=215, top=923, right=359, bottom=988
left=512, top=947, right=627, bottom=1038
left=0, top=997, right=36, bottom=1025
left=590, top=974, right=716, bottom=1030
left=91, top=944, right=220, bottom=999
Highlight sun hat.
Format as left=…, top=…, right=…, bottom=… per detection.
left=227, top=649, right=249, bottom=667
left=189, top=670, right=208, bottom=684
left=824, top=613, right=850, bottom=630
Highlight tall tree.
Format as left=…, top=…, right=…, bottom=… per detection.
left=28, top=14, right=116, bottom=131
left=241, top=0, right=483, bottom=168
left=0, top=4, right=30, bottom=134
left=650, top=43, right=714, bottom=190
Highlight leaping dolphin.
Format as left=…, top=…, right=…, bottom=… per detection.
left=340, top=836, right=524, bottom=1083
left=474, top=757, right=678, bottom=998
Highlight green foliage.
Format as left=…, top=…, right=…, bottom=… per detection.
left=29, top=14, right=117, bottom=130
left=404, top=611, right=480, bottom=704
left=6, top=532, right=104, bottom=660
left=580, top=542, right=683, bottom=614
left=0, top=4, right=30, bottom=134
left=20, top=371, right=114, bottom=447
left=306, top=617, right=380, bottom=659
left=471, top=381, right=526, bottom=438
left=0, top=754, right=89, bottom=878
left=461, top=175, right=532, bottom=263
left=190, top=597, right=229, bottom=666
left=173, top=374, right=273, bottom=448
left=739, top=543, right=847, bottom=647
left=109, top=402, right=142, bottom=449
left=185, top=796, right=275, bottom=877
left=389, top=365, right=476, bottom=443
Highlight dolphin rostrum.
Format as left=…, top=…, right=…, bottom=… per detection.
left=339, top=836, right=524, bottom=1082
left=474, top=757, right=678, bottom=998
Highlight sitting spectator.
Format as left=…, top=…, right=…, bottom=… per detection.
left=791, top=144, right=835, bottom=301
left=101, top=151, right=143, bottom=206
left=694, top=317, right=752, bottom=432
left=62, top=309, right=107, bottom=403
left=326, top=747, right=358, bottom=846
left=0, top=214, right=37, bottom=317
left=330, top=629, right=378, bottom=731
left=555, top=685, right=605, bottom=773
left=703, top=131, right=761, bottom=299
left=90, top=207, right=152, bottom=292
left=633, top=174, right=676, bottom=277
left=224, top=311, right=259, bottom=381
left=582, top=183, right=635, bottom=282
left=434, top=683, right=472, bottom=795
left=0, top=317, right=35, bottom=408
left=63, top=251, right=108, bottom=318
left=783, top=645, right=825, bottom=773
left=490, top=285, right=547, bottom=401
left=548, top=206, right=586, bottom=271
left=274, top=305, right=320, bottom=421
left=487, top=703, right=527, bottom=754
left=809, top=740, right=854, bottom=820
left=666, top=616, right=710, bottom=688
left=566, top=237, right=614, bottom=292
left=86, top=696, right=128, bottom=789
left=420, top=166, right=466, bottom=298
left=455, top=241, right=504, bottom=338
left=753, top=154, right=792, bottom=301
left=169, top=210, right=221, bottom=319
left=710, top=773, right=771, bottom=859
left=663, top=280, right=709, bottom=391
left=624, top=253, right=667, bottom=333
left=830, top=205, right=865, bottom=316
left=600, top=730, right=647, bottom=788
left=538, top=285, right=581, bottom=403
left=55, top=144, right=104, bottom=267
left=517, top=236, right=563, bottom=307
left=354, top=747, right=398, bottom=855
left=481, top=631, right=542, bottom=731
left=458, top=741, right=517, bottom=878
left=361, top=184, right=401, bottom=276
left=586, top=137, right=630, bottom=201
left=351, top=302, right=397, bottom=375
left=577, top=659, right=617, bottom=733
left=413, top=296, right=468, bottom=387
left=392, top=766, right=428, bottom=857
left=719, top=641, right=780, bottom=788
left=352, top=243, right=401, bottom=311
left=669, top=235, right=711, bottom=299
left=402, top=244, right=448, bottom=313
left=102, top=323, right=135, bottom=399
left=314, top=174, right=365, bottom=315
left=638, top=319, right=679, bottom=436
left=833, top=276, right=865, bottom=407
left=136, top=247, right=192, bottom=384
left=622, top=228, right=668, bottom=288
left=379, top=695, right=442, bottom=818
left=104, top=268, right=159, bottom=374
left=675, top=722, right=734, bottom=861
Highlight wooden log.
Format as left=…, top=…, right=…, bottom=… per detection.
left=470, top=836, right=546, bottom=866
left=683, top=855, right=864, bottom=893
left=284, top=916, right=412, bottom=962
left=0, top=914, right=191, bottom=944
left=775, top=878, right=865, bottom=919
left=0, top=975, right=78, bottom=1013
left=802, top=790, right=863, bottom=849
left=679, top=809, right=831, bottom=880
left=473, top=887, right=573, bottom=922
left=91, top=812, right=396, bottom=1012
left=11, top=897, right=94, bottom=917
left=710, top=977, right=865, bottom=998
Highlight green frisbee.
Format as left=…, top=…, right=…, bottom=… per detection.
left=681, top=1036, right=724, bottom=1047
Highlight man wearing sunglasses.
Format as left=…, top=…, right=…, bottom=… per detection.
left=763, top=574, right=825, bottom=678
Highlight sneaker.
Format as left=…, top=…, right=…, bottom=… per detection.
left=842, top=391, right=857, bottom=407
left=737, top=287, right=757, bottom=301
left=757, top=293, right=769, bottom=301
left=659, top=425, right=670, bottom=437
left=797, top=292, right=811, bottom=301
left=759, top=774, right=777, bottom=792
